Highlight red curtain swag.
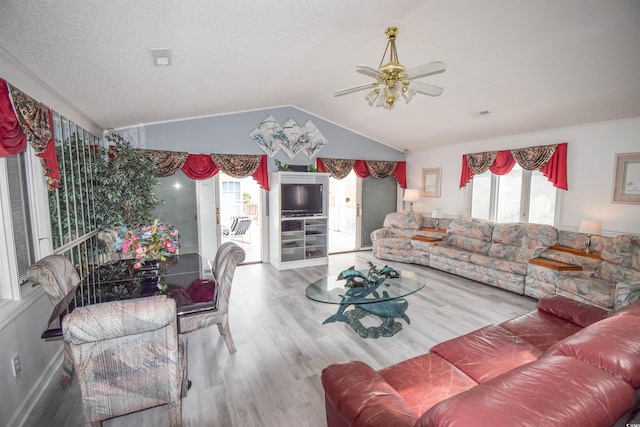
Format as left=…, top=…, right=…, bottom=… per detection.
left=181, top=154, right=220, bottom=180
left=180, top=153, right=269, bottom=190
left=0, top=79, right=27, bottom=156
left=459, top=142, right=568, bottom=190
left=0, top=78, right=60, bottom=188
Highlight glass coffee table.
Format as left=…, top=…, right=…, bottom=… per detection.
left=305, top=267, right=425, bottom=338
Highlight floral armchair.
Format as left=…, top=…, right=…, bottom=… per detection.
left=27, top=254, right=80, bottom=388
left=62, top=295, right=188, bottom=426
left=178, top=242, right=245, bottom=353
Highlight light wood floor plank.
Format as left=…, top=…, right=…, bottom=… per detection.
left=24, top=251, right=538, bottom=427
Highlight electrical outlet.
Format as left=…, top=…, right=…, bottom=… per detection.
left=12, top=354, right=21, bottom=377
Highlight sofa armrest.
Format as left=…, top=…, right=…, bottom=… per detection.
left=614, top=281, right=640, bottom=311
left=321, top=361, right=417, bottom=427
left=370, top=228, right=389, bottom=242
left=537, top=295, right=608, bottom=327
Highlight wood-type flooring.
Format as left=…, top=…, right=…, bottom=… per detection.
left=24, top=251, right=539, bottom=427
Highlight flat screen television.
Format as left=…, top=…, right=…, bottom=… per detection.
left=281, top=183, right=324, bottom=217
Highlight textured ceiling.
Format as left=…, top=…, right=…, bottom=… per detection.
left=1, top=0, right=640, bottom=153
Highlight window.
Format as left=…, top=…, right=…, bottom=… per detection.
left=1, top=111, right=103, bottom=305
left=469, top=164, right=557, bottom=225
left=7, top=152, right=35, bottom=285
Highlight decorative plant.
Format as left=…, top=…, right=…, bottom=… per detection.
left=307, top=164, right=322, bottom=172
left=274, top=159, right=291, bottom=171
left=114, top=220, right=179, bottom=268
left=96, top=133, right=164, bottom=228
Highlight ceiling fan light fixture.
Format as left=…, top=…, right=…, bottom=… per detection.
left=402, top=87, right=416, bottom=103
left=334, top=27, right=446, bottom=109
left=366, top=88, right=379, bottom=105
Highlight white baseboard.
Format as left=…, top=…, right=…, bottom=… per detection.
left=10, top=347, right=63, bottom=427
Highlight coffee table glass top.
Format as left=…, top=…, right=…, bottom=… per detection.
left=305, top=269, right=425, bottom=304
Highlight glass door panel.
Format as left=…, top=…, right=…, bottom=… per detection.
left=361, top=176, right=398, bottom=248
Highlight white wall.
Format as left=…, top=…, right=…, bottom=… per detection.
left=0, top=49, right=88, bottom=427
left=406, top=117, right=640, bottom=235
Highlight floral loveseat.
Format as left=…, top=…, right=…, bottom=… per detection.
left=371, top=212, right=640, bottom=311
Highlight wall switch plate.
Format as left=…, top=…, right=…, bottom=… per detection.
left=12, top=354, right=21, bottom=377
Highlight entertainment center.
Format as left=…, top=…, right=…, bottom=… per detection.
left=269, top=172, right=330, bottom=270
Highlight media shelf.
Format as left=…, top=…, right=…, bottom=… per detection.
left=269, top=172, right=330, bottom=270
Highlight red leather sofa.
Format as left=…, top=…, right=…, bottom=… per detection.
left=321, top=295, right=640, bottom=427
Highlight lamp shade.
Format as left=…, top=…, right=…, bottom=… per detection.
left=431, top=209, right=444, bottom=218
left=403, top=189, right=420, bottom=202
left=578, top=220, right=601, bottom=235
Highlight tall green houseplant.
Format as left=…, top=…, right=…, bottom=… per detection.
left=97, top=133, right=163, bottom=228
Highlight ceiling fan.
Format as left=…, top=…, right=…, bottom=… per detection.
left=334, top=26, right=446, bottom=110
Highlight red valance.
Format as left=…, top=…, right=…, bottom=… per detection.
left=353, top=160, right=370, bottom=178
left=540, top=142, right=568, bottom=190
left=0, top=79, right=27, bottom=156
left=317, top=157, right=406, bottom=188
left=460, top=142, right=568, bottom=190
left=177, top=152, right=269, bottom=190
left=252, top=155, right=269, bottom=190
left=181, top=154, right=220, bottom=180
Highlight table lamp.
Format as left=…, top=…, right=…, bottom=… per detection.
left=431, top=209, right=444, bottom=230
left=578, top=220, right=601, bottom=254
left=403, top=189, right=420, bottom=213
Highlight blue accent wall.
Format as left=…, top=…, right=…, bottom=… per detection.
left=116, top=105, right=405, bottom=169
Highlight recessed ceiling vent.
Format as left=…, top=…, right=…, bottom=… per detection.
left=151, top=48, right=172, bottom=66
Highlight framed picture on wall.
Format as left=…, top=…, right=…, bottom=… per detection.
left=421, top=168, right=441, bottom=198
left=612, top=152, right=640, bottom=204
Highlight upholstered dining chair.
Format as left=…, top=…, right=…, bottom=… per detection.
left=179, top=242, right=245, bottom=353
left=27, top=254, right=81, bottom=388
left=62, top=295, right=188, bottom=427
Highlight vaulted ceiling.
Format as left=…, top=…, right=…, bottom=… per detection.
left=1, top=0, right=639, bottom=153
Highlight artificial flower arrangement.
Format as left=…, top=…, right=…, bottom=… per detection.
left=114, top=219, right=179, bottom=268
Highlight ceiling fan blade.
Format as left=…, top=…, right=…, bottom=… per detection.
left=356, top=65, right=384, bottom=78
left=408, top=81, right=444, bottom=97
left=334, top=82, right=378, bottom=97
left=405, top=61, right=446, bottom=79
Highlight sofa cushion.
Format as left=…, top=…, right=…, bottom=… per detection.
left=321, top=361, right=418, bottom=427
left=601, top=234, right=640, bottom=270
left=544, top=314, right=640, bottom=389
left=442, top=218, right=494, bottom=255
left=431, top=325, right=542, bottom=383
left=468, top=253, right=527, bottom=275
left=596, top=259, right=640, bottom=284
left=383, top=212, right=422, bottom=231
left=487, top=242, right=519, bottom=262
left=416, top=356, right=635, bottom=427
left=515, top=236, right=550, bottom=263
left=378, top=353, right=477, bottom=417
left=377, top=237, right=412, bottom=252
left=610, top=298, right=640, bottom=317
left=428, top=244, right=471, bottom=262
left=499, top=310, right=583, bottom=351
left=556, top=274, right=615, bottom=308
left=537, top=294, right=608, bottom=327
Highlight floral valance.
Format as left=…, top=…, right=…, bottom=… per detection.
left=0, top=78, right=60, bottom=189
left=460, top=142, right=568, bottom=190
left=136, top=146, right=269, bottom=190
left=139, top=149, right=188, bottom=177
left=317, top=157, right=406, bottom=188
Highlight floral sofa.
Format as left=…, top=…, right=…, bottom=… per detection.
left=371, top=212, right=640, bottom=311
left=321, top=295, right=640, bottom=426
